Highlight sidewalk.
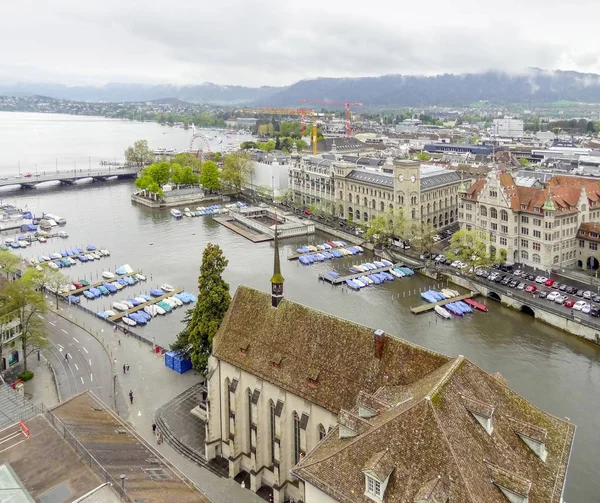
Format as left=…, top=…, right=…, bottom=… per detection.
left=23, top=355, right=60, bottom=408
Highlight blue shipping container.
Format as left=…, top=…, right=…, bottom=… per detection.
left=172, top=354, right=192, bottom=374
left=165, top=351, right=176, bottom=369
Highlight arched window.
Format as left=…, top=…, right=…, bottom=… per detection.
left=355, top=209, right=360, bottom=220
left=445, top=197, right=448, bottom=208
left=533, top=254, right=541, bottom=264
left=421, top=205, right=424, bottom=216
left=521, top=250, right=529, bottom=260
left=427, top=203, right=431, bottom=215
left=364, top=197, right=368, bottom=207
left=224, top=378, right=231, bottom=436
left=553, top=255, right=559, bottom=264
left=444, top=212, right=448, bottom=224
left=412, top=208, right=416, bottom=219
left=433, top=216, right=437, bottom=227
left=490, top=246, right=496, bottom=258
left=247, top=389, right=253, bottom=451
left=318, top=424, right=326, bottom=441
left=380, top=201, right=385, bottom=211
left=355, top=195, right=359, bottom=204
left=490, top=208, right=498, bottom=219
left=371, top=199, right=376, bottom=209
left=500, top=210, right=508, bottom=222
left=389, top=203, right=394, bottom=211
left=293, top=412, right=301, bottom=464
left=480, top=205, right=487, bottom=217
left=339, top=205, right=344, bottom=218
left=348, top=192, right=352, bottom=202
left=269, top=400, right=276, bottom=464
left=363, top=212, right=369, bottom=222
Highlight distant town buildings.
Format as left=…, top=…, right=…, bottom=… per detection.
left=493, top=118, right=524, bottom=138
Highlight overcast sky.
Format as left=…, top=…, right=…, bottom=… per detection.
left=2, top=0, right=599, bottom=87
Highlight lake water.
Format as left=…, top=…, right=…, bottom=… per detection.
left=1, top=112, right=598, bottom=501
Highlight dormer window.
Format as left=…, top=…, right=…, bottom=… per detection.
left=463, top=396, right=495, bottom=435
left=366, top=475, right=382, bottom=500
left=509, top=418, right=548, bottom=462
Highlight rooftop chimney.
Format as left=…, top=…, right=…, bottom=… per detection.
left=374, top=329, right=385, bottom=359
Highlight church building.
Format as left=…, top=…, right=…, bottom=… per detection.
left=203, top=228, right=575, bottom=502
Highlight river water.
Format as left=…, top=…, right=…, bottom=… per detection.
left=0, top=113, right=598, bottom=501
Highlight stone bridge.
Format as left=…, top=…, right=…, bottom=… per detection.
left=0, top=167, right=139, bottom=190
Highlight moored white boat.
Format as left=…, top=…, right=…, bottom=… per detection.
left=160, top=283, right=175, bottom=292
left=122, top=317, right=137, bottom=326
left=112, top=302, right=128, bottom=311
left=105, top=310, right=116, bottom=317
left=441, top=289, right=455, bottom=298
left=135, top=273, right=147, bottom=281
left=155, top=305, right=166, bottom=315
left=170, top=209, right=182, bottom=219
left=435, top=305, right=452, bottom=319
left=102, top=271, right=115, bottom=279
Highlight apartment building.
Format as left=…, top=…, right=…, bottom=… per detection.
left=460, top=169, right=600, bottom=270
left=289, top=154, right=463, bottom=229
left=1, top=311, right=22, bottom=373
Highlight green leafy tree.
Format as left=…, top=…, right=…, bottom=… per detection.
left=240, top=141, right=258, bottom=150
left=0, top=250, right=21, bottom=279
left=366, top=210, right=406, bottom=248
left=0, top=276, right=48, bottom=372
left=23, top=265, right=68, bottom=309
left=220, top=152, right=253, bottom=193
left=275, top=189, right=294, bottom=205
left=172, top=153, right=202, bottom=173
left=256, top=185, right=273, bottom=200
left=256, top=140, right=276, bottom=153
left=274, top=137, right=281, bottom=150
left=411, top=223, right=436, bottom=255
left=416, top=152, right=431, bottom=161
left=170, top=164, right=184, bottom=185
left=171, top=243, right=231, bottom=373
left=446, top=229, right=492, bottom=273
left=200, top=161, right=221, bottom=193
left=519, top=158, right=531, bottom=167
left=125, top=139, right=154, bottom=167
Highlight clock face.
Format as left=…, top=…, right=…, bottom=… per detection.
left=398, top=174, right=404, bottom=182
left=411, top=175, right=416, bottom=183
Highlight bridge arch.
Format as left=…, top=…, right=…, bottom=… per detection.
left=488, top=291, right=501, bottom=302
left=520, top=305, right=535, bottom=316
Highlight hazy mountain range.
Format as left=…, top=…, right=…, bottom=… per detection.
left=3, top=69, right=600, bottom=107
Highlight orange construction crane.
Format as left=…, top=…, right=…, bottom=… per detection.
left=297, top=100, right=363, bottom=137
left=239, top=107, right=319, bottom=154
left=239, top=108, right=315, bottom=135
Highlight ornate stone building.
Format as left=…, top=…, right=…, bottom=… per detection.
left=460, top=170, right=600, bottom=269
left=288, top=151, right=463, bottom=230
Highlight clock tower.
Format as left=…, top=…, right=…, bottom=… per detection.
left=270, top=222, right=284, bottom=308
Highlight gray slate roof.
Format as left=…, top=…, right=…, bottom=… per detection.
left=420, top=171, right=462, bottom=189
left=347, top=170, right=393, bottom=187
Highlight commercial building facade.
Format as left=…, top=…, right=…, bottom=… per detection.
left=1, top=312, right=22, bottom=373
left=289, top=155, right=463, bottom=230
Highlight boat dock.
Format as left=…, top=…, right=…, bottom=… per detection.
left=47, top=250, right=104, bottom=264
left=108, top=289, right=184, bottom=322
left=213, top=215, right=273, bottom=243
left=61, top=271, right=141, bottom=297
left=318, top=263, right=404, bottom=285
left=410, top=292, right=477, bottom=314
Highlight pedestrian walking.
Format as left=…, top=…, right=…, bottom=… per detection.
left=126, top=364, right=130, bottom=373
left=129, top=390, right=134, bottom=404
left=157, top=430, right=163, bottom=445
left=64, top=352, right=69, bottom=362
left=118, top=338, right=121, bottom=346
left=152, top=423, right=156, bottom=434
left=123, top=364, right=126, bottom=374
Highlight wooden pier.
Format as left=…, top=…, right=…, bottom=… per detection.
left=410, top=292, right=477, bottom=314
left=108, top=289, right=184, bottom=322
left=62, top=271, right=141, bottom=296
left=213, top=215, right=272, bottom=243
left=318, top=263, right=407, bottom=285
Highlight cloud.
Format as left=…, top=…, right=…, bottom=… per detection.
left=1, top=0, right=600, bottom=86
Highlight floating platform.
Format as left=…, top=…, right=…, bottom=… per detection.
left=410, top=292, right=477, bottom=314
left=213, top=215, right=273, bottom=243
left=107, top=289, right=184, bottom=322
left=319, top=263, right=404, bottom=285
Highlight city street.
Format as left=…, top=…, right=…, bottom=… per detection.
left=41, top=309, right=114, bottom=406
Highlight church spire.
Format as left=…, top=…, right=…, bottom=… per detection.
left=271, top=215, right=284, bottom=307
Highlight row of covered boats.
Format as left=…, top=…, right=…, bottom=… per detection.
left=298, top=245, right=363, bottom=265
left=420, top=289, right=489, bottom=319
left=171, top=202, right=247, bottom=219
left=32, top=246, right=110, bottom=270
left=96, top=291, right=197, bottom=327
left=296, top=241, right=348, bottom=254
left=342, top=263, right=415, bottom=290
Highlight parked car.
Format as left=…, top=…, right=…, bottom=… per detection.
left=480, top=270, right=490, bottom=278
left=495, top=274, right=506, bottom=283
left=555, top=295, right=567, bottom=304
left=552, top=282, right=561, bottom=289
left=547, top=291, right=561, bottom=302
left=489, top=272, right=500, bottom=281
left=508, top=279, right=519, bottom=288
left=500, top=276, right=511, bottom=285
left=517, top=282, right=526, bottom=290
left=514, top=270, right=524, bottom=277
left=525, top=284, right=537, bottom=293
left=563, top=298, right=575, bottom=308
left=565, top=286, right=576, bottom=294
left=534, top=276, right=544, bottom=283
left=582, top=303, right=592, bottom=314
left=576, top=289, right=584, bottom=297
left=559, top=284, right=568, bottom=292
left=574, top=300, right=587, bottom=311
left=538, top=291, right=548, bottom=299
left=592, top=295, right=600, bottom=303
left=591, top=306, right=600, bottom=317
left=24, top=173, right=32, bottom=178
left=544, top=279, right=554, bottom=287
left=527, top=274, right=536, bottom=281
left=583, top=291, right=593, bottom=300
